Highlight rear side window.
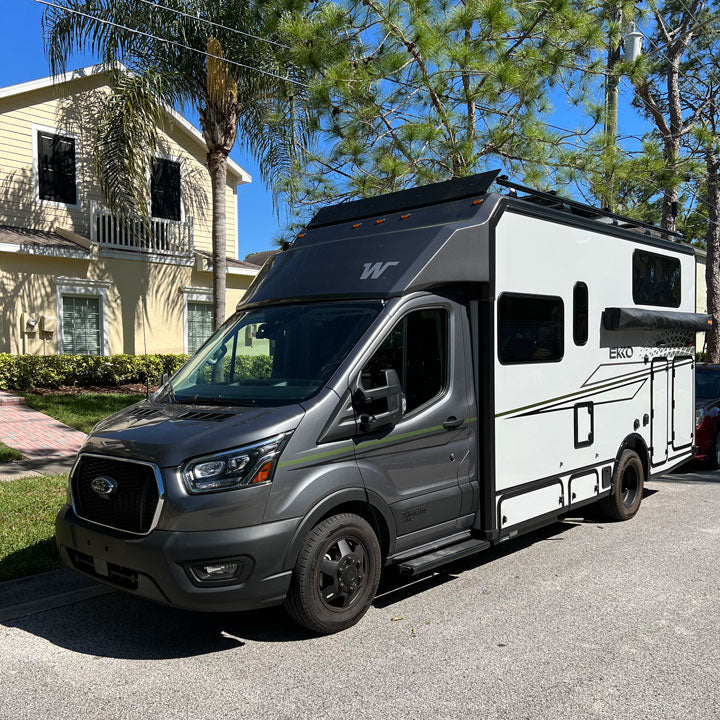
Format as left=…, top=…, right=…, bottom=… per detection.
left=361, top=308, right=448, bottom=414
left=573, top=282, right=588, bottom=346
left=633, top=250, right=681, bottom=307
left=498, top=293, right=564, bottom=364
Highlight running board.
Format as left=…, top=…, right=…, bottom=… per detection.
left=398, top=538, right=490, bottom=576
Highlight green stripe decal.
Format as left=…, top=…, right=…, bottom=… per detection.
left=278, top=416, right=477, bottom=469
left=495, top=376, right=646, bottom=418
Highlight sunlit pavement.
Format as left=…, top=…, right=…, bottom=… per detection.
left=1, top=467, right=718, bottom=720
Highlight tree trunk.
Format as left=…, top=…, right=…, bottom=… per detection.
left=208, top=148, right=228, bottom=331
left=662, top=56, right=682, bottom=234
left=705, top=150, right=720, bottom=362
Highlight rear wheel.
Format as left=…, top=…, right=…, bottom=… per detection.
left=284, top=513, right=381, bottom=634
left=598, top=449, right=644, bottom=521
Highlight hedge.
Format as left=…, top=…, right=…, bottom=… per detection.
left=0, top=354, right=189, bottom=391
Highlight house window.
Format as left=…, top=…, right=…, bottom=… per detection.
left=187, top=301, right=213, bottom=354
left=62, top=295, right=101, bottom=355
left=151, top=158, right=181, bottom=220
left=361, top=308, right=448, bottom=415
left=37, top=130, right=77, bottom=205
left=632, top=250, right=681, bottom=308
left=498, top=293, right=564, bottom=364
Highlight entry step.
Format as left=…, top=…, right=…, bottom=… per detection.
left=398, top=538, right=490, bottom=576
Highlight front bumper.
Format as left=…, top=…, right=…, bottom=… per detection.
left=55, top=505, right=299, bottom=612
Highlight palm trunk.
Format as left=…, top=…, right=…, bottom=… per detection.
left=705, top=150, right=720, bottom=362
left=208, top=148, right=228, bottom=331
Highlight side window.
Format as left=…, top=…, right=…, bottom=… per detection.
left=498, top=293, right=563, bottom=364
left=573, top=282, right=588, bottom=346
left=361, top=308, right=448, bottom=415
left=633, top=250, right=681, bottom=307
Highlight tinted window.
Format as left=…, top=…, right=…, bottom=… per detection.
left=362, top=309, right=447, bottom=414
left=151, top=158, right=181, bottom=220
left=498, top=293, right=564, bottom=364
left=633, top=250, right=681, bottom=307
left=38, top=131, right=76, bottom=204
left=696, top=370, right=720, bottom=400
left=573, top=282, right=588, bottom=346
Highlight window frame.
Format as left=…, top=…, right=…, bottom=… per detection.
left=150, top=153, right=184, bottom=222
left=181, top=287, right=213, bottom=354
left=497, top=291, right=565, bottom=366
left=32, top=123, right=81, bottom=210
left=356, top=303, right=451, bottom=420
left=55, top=278, right=110, bottom=356
left=632, top=249, right=682, bottom=308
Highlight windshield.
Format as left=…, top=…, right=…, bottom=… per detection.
left=696, top=369, right=720, bottom=400
left=164, top=301, right=383, bottom=406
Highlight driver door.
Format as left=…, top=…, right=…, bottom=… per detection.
left=353, top=298, right=474, bottom=549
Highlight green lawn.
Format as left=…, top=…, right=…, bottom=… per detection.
left=23, top=393, right=144, bottom=434
left=0, top=474, right=68, bottom=581
left=0, top=441, right=23, bottom=462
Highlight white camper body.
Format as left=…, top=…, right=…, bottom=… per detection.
left=489, top=205, right=698, bottom=535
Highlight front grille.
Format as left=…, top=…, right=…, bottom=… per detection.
left=71, top=454, right=161, bottom=534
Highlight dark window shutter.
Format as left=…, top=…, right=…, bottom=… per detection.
left=151, top=159, right=181, bottom=220
left=38, top=131, right=77, bottom=204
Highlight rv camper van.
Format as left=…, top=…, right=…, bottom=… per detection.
left=56, top=171, right=710, bottom=634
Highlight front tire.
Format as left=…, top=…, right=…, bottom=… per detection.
left=598, top=448, right=644, bottom=521
left=284, top=513, right=382, bottom=634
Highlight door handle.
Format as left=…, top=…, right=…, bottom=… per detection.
left=443, top=416, right=464, bottom=431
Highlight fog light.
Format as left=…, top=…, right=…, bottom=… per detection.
left=203, top=562, right=238, bottom=578
left=187, top=557, right=250, bottom=585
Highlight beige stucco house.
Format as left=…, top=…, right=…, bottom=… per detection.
left=0, top=65, right=260, bottom=357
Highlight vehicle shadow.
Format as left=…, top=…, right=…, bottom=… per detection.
left=3, top=493, right=663, bottom=658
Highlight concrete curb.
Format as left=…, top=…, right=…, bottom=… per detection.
left=0, top=568, right=115, bottom=622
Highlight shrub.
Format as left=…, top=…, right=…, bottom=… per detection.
left=0, top=353, right=189, bottom=391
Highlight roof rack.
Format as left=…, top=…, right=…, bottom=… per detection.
left=496, top=176, right=683, bottom=241
left=307, top=169, right=501, bottom=229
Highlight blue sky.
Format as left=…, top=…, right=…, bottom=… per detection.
left=0, top=2, right=651, bottom=256
left=0, top=1, right=281, bottom=259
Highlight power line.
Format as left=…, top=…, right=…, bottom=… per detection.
left=35, top=0, right=308, bottom=87
left=136, top=0, right=290, bottom=50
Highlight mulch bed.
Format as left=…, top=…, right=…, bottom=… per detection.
left=25, top=384, right=159, bottom=396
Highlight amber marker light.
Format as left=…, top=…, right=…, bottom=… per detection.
left=352, top=223, right=361, bottom=229
left=251, top=460, right=274, bottom=484
left=376, top=218, right=385, bottom=224
left=400, top=214, right=410, bottom=220
left=472, top=199, right=483, bottom=205
left=297, top=233, right=306, bottom=239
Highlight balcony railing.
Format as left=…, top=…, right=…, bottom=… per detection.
left=90, top=201, right=194, bottom=257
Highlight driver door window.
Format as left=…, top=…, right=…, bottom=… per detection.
left=361, top=308, right=448, bottom=416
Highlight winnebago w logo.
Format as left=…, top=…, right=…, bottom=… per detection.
left=360, top=261, right=399, bottom=280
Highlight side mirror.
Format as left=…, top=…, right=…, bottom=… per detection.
left=353, top=368, right=403, bottom=433
left=161, top=372, right=169, bottom=386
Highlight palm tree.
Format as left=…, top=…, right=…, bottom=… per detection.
left=43, top=0, right=299, bottom=329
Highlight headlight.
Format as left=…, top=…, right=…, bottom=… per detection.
left=181, top=433, right=289, bottom=494
left=696, top=407, right=706, bottom=428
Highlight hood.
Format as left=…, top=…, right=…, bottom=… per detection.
left=81, top=401, right=305, bottom=467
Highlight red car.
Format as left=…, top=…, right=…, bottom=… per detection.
left=695, top=364, right=720, bottom=466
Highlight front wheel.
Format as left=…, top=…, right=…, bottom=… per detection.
left=284, top=513, right=382, bottom=634
left=598, top=448, right=645, bottom=521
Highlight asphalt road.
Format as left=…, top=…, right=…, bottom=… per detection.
left=1, top=469, right=719, bottom=720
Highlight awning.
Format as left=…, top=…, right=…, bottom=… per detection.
left=603, top=307, right=713, bottom=332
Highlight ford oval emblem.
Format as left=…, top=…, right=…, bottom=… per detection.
left=91, top=476, right=117, bottom=497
